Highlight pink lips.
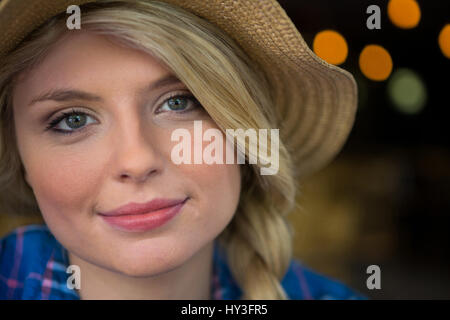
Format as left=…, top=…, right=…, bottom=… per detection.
left=99, top=197, right=188, bottom=232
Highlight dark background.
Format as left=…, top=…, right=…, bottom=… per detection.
left=278, top=0, right=450, bottom=299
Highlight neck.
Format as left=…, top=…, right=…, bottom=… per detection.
left=67, top=242, right=214, bottom=300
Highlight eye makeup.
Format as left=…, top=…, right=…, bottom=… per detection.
left=43, top=92, right=204, bottom=136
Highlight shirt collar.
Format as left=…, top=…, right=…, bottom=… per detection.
left=18, top=224, right=242, bottom=299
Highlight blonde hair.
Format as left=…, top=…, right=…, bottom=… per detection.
left=0, top=0, right=297, bottom=299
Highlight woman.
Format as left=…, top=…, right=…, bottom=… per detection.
left=0, top=0, right=365, bottom=299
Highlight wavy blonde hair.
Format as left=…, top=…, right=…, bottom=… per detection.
left=0, top=0, right=298, bottom=299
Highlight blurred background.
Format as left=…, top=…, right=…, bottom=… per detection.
left=277, top=0, right=450, bottom=299
left=0, top=0, right=449, bottom=300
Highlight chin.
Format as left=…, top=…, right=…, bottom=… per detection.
left=110, top=247, right=187, bottom=278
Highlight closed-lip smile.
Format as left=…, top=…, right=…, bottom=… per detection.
left=99, top=197, right=189, bottom=232
left=99, top=197, right=188, bottom=216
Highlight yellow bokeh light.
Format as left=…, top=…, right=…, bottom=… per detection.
left=438, top=24, right=450, bottom=59
left=359, top=45, right=393, bottom=81
left=388, top=0, right=421, bottom=29
left=313, top=30, right=348, bottom=65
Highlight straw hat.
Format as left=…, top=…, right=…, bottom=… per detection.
left=0, top=0, right=357, bottom=180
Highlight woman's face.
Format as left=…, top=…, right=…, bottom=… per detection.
left=12, top=31, right=241, bottom=276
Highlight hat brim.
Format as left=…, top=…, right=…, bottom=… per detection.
left=0, top=0, right=357, bottom=180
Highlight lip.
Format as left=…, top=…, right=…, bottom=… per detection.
left=99, top=197, right=188, bottom=232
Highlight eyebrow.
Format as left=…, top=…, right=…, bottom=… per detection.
left=28, top=73, right=183, bottom=107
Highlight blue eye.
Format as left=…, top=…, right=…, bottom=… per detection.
left=45, top=95, right=202, bottom=136
left=46, top=108, right=96, bottom=135
left=157, top=94, right=201, bottom=113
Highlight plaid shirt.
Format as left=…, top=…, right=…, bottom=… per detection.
left=0, top=224, right=366, bottom=300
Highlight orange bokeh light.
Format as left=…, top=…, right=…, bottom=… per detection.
left=359, top=45, right=393, bottom=81
left=388, top=0, right=421, bottom=29
left=438, top=24, right=450, bottom=59
left=313, top=30, right=348, bottom=65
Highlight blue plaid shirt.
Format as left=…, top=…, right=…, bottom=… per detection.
left=0, top=224, right=366, bottom=300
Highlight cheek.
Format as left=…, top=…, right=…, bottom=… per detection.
left=178, top=122, right=242, bottom=230
left=203, top=163, right=241, bottom=219
left=185, top=162, right=240, bottom=198
left=173, top=136, right=242, bottom=234
left=175, top=161, right=241, bottom=246
left=22, top=145, right=102, bottom=221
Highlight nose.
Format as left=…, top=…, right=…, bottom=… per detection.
left=112, top=120, right=163, bottom=184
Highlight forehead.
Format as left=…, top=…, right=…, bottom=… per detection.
left=13, top=30, right=172, bottom=105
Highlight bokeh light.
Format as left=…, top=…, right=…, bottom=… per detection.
left=387, top=68, right=427, bottom=114
left=312, top=30, right=348, bottom=65
left=438, top=24, right=450, bottom=59
left=359, top=45, right=393, bottom=81
left=388, top=0, right=421, bottom=29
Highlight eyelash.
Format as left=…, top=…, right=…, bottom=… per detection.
left=45, top=93, right=202, bottom=136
